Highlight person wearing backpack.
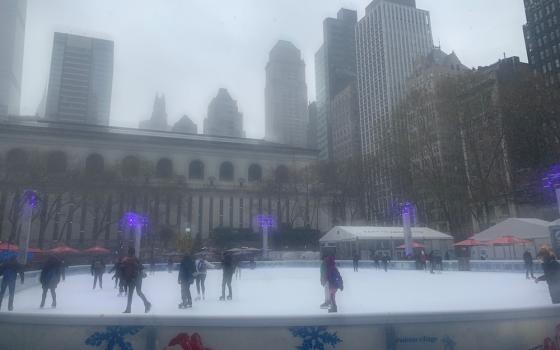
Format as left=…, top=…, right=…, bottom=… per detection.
left=178, top=253, right=196, bottom=309
left=121, top=247, right=151, bottom=313
left=91, top=257, right=106, bottom=289
left=40, top=256, right=62, bottom=308
left=0, top=256, right=24, bottom=311
left=195, top=256, right=213, bottom=301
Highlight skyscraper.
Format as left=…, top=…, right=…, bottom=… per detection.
left=45, top=32, right=114, bottom=126
left=523, top=0, right=560, bottom=87
left=139, top=94, right=169, bottom=131
left=172, top=115, right=198, bottom=134
left=203, top=88, right=244, bottom=138
left=356, top=0, right=433, bottom=223
left=0, top=0, right=27, bottom=116
left=265, top=40, right=308, bottom=148
left=314, top=9, right=358, bottom=160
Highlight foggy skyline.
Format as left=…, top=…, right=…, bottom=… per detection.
left=20, top=0, right=527, bottom=139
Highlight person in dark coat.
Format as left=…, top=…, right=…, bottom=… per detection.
left=178, top=253, right=196, bottom=309
left=352, top=252, right=360, bottom=272
left=325, top=255, right=343, bottom=313
left=381, top=254, right=391, bottom=272
left=535, top=246, right=560, bottom=304
left=40, top=256, right=62, bottom=308
left=220, top=252, right=235, bottom=301
left=110, top=257, right=127, bottom=296
left=523, top=250, right=535, bottom=279
left=121, top=247, right=151, bottom=313
left=91, top=257, right=106, bottom=289
left=0, top=256, right=24, bottom=311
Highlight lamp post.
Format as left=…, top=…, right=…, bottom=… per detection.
left=256, top=215, right=275, bottom=259
left=122, top=212, right=148, bottom=258
left=19, top=190, right=37, bottom=265
left=401, top=202, right=414, bottom=259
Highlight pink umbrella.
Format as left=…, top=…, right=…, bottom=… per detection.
left=396, top=242, right=426, bottom=249
left=48, top=245, right=80, bottom=255
left=83, top=246, right=111, bottom=255
left=454, top=239, right=488, bottom=247
left=0, top=242, right=19, bottom=251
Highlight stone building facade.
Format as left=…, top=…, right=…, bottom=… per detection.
left=0, top=119, right=330, bottom=251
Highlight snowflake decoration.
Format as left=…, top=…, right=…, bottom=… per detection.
left=85, top=326, right=144, bottom=350
left=289, top=326, right=342, bottom=350
left=441, top=335, right=456, bottom=350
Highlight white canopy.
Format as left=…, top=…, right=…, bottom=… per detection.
left=472, top=218, right=552, bottom=241
left=320, top=226, right=453, bottom=243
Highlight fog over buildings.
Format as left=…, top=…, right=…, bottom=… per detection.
left=17, top=0, right=527, bottom=139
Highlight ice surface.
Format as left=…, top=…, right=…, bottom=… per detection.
left=8, top=268, right=553, bottom=316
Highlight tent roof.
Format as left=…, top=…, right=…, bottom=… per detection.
left=320, top=226, right=453, bottom=243
left=472, top=218, right=551, bottom=241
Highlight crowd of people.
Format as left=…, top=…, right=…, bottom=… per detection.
left=0, top=244, right=559, bottom=314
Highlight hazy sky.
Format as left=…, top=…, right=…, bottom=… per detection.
left=20, top=0, right=528, bottom=139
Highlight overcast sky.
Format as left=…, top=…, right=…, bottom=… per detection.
left=20, top=0, right=528, bottom=139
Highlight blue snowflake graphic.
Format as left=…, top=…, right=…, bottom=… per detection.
left=289, top=326, right=342, bottom=350
left=85, top=326, right=144, bottom=350
left=441, top=335, right=456, bottom=350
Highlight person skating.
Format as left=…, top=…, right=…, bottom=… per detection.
left=178, top=253, right=196, bottom=309
left=40, top=256, right=63, bottom=308
left=220, top=252, right=235, bottom=301
left=535, top=246, right=560, bottom=304
left=352, top=252, right=359, bottom=272
left=91, top=257, right=106, bottom=289
left=524, top=250, right=535, bottom=279
left=381, top=254, right=390, bottom=272
left=325, top=256, right=343, bottom=313
left=0, top=256, right=24, bottom=311
left=320, top=255, right=331, bottom=309
left=195, top=256, right=213, bottom=300
left=121, top=247, right=151, bottom=313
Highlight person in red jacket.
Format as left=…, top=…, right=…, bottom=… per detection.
left=325, top=255, right=343, bottom=313
left=121, top=247, right=151, bottom=313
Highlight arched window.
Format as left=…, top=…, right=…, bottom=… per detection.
left=219, top=162, right=234, bottom=181
left=156, top=158, right=173, bottom=178
left=85, top=153, right=104, bottom=175
left=6, top=148, right=28, bottom=173
left=275, top=165, right=289, bottom=183
left=121, top=156, right=140, bottom=178
left=188, top=160, right=204, bottom=180
left=248, top=164, right=262, bottom=182
left=47, top=151, right=67, bottom=174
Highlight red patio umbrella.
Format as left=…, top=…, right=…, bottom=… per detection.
left=396, top=242, right=426, bottom=249
left=0, top=242, right=19, bottom=251
left=26, top=247, right=43, bottom=253
left=454, top=239, right=488, bottom=247
left=83, top=246, right=111, bottom=254
left=487, top=235, right=531, bottom=245
left=48, top=245, right=80, bottom=254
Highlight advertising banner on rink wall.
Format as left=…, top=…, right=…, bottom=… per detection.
left=0, top=314, right=559, bottom=350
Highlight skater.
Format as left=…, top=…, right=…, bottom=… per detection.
left=0, top=256, right=24, bottom=311
left=110, top=257, right=127, bottom=295
left=91, top=257, right=106, bottom=289
left=40, top=256, right=63, bottom=308
left=535, top=246, right=560, bottom=304
left=420, top=251, right=428, bottom=271
left=320, top=254, right=331, bottom=309
left=220, top=252, right=235, bottom=300
left=121, top=247, right=151, bottom=313
left=325, top=256, right=343, bottom=313
left=195, top=255, right=213, bottom=300
left=524, top=250, right=535, bottom=279
left=167, top=257, right=174, bottom=273
left=381, top=254, right=390, bottom=272
left=178, top=253, right=196, bottom=309
left=352, top=252, right=359, bottom=272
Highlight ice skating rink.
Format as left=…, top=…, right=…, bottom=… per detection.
left=10, top=267, right=553, bottom=316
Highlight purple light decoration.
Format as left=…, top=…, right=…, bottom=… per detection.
left=23, top=190, right=38, bottom=209
left=121, top=212, right=149, bottom=228
left=256, top=215, right=275, bottom=228
left=400, top=202, right=413, bottom=216
left=543, top=164, right=560, bottom=190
